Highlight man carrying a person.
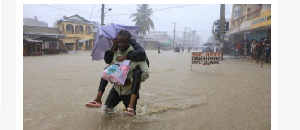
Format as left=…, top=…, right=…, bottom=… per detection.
left=86, top=30, right=149, bottom=116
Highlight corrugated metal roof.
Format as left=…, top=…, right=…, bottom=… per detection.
left=56, top=19, right=94, bottom=25
left=24, top=39, right=43, bottom=42
left=23, top=32, right=66, bottom=37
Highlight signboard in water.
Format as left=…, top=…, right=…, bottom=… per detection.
left=192, top=52, right=221, bottom=65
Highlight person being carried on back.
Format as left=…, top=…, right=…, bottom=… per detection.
left=86, top=30, right=149, bottom=116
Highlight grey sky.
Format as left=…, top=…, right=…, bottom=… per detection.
left=23, top=4, right=232, bottom=43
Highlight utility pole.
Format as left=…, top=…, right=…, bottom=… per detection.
left=220, top=4, right=225, bottom=59
left=172, top=22, right=176, bottom=52
left=184, top=27, right=191, bottom=48
left=188, top=29, right=191, bottom=47
left=183, top=30, right=185, bottom=46
left=101, top=4, right=105, bottom=26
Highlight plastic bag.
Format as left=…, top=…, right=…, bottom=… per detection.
left=101, top=60, right=130, bottom=86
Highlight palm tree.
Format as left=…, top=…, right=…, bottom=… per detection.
left=130, top=4, right=155, bottom=35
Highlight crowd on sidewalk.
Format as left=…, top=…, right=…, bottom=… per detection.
left=235, top=38, right=271, bottom=63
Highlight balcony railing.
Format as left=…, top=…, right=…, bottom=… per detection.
left=246, top=7, right=262, bottom=21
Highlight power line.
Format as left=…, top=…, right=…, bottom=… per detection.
left=38, top=4, right=93, bottom=15
left=149, top=4, right=184, bottom=10
left=89, top=4, right=95, bottom=21
left=106, top=13, right=130, bottom=16
left=152, top=15, right=173, bottom=23
left=24, top=4, right=104, bottom=22
left=54, top=4, right=93, bottom=13
left=24, top=4, right=94, bottom=14
left=153, top=4, right=197, bottom=12
left=106, top=4, right=198, bottom=17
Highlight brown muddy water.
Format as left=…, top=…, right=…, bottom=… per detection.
left=24, top=50, right=271, bottom=130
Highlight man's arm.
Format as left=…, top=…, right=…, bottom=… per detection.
left=127, top=62, right=149, bottom=115
left=104, top=39, right=118, bottom=64
left=126, top=39, right=147, bottom=62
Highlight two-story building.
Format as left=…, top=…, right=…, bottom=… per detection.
left=228, top=4, right=271, bottom=45
left=54, top=14, right=94, bottom=51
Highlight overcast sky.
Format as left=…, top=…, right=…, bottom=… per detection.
left=23, top=4, right=232, bottom=43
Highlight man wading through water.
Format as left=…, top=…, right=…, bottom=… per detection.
left=86, top=30, right=149, bottom=116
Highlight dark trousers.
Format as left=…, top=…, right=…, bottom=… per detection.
left=247, top=48, right=251, bottom=56
left=265, top=49, right=271, bottom=62
left=104, top=87, right=138, bottom=115
left=98, top=66, right=143, bottom=115
left=256, top=50, right=262, bottom=60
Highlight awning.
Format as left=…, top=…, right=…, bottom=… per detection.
left=79, top=39, right=91, bottom=43
left=23, top=32, right=66, bottom=37
left=24, top=39, right=43, bottom=43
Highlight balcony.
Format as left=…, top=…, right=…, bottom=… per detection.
left=246, top=7, right=262, bottom=21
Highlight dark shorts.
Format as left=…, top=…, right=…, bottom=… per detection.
left=104, top=87, right=139, bottom=115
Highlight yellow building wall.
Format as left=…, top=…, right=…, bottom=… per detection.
left=59, top=21, right=94, bottom=39
left=250, top=10, right=271, bottom=29
left=57, top=21, right=94, bottom=50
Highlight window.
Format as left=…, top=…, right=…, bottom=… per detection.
left=233, top=5, right=241, bottom=20
left=66, top=24, right=74, bottom=34
left=75, top=25, right=84, bottom=34
left=85, top=26, right=92, bottom=35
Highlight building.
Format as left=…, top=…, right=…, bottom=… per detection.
left=227, top=4, right=271, bottom=45
left=23, top=39, right=43, bottom=56
left=23, top=16, right=48, bottom=27
left=212, top=19, right=230, bottom=35
left=140, top=31, right=172, bottom=50
left=23, top=25, right=66, bottom=56
left=54, top=14, right=94, bottom=51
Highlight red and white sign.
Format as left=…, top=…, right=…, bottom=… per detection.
left=192, top=52, right=221, bottom=65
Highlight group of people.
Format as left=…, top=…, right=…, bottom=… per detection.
left=235, top=38, right=271, bottom=63
left=173, top=46, right=192, bottom=52
left=85, top=30, right=149, bottom=116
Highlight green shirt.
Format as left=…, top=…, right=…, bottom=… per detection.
left=111, top=45, right=149, bottom=95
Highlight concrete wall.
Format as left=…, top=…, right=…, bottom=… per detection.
left=23, top=16, right=48, bottom=27
left=23, top=26, right=60, bottom=34
left=261, top=4, right=271, bottom=12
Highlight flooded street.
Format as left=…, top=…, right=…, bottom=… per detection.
left=24, top=50, right=271, bottom=130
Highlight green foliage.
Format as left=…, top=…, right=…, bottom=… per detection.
left=130, top=4, right=155, bottom=35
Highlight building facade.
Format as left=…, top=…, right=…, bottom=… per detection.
left=54, top=14, right=94, bottom=51
left=23, top=16, right=48, bottom=27
left=23, top=25, right=66, bottom=56
left=227, top=4, right=271, bottom=45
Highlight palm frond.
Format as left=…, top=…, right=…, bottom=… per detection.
left=130, top=4, right=155, bottom=35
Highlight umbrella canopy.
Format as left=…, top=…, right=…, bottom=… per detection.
left=91, top=23, right=141, bottom=61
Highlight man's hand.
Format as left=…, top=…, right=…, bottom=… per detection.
left=116, top=56, right=127, bottom=62
left=124, top=78, right=131, bottom=86
left=110, top=38, right=118, bottom=53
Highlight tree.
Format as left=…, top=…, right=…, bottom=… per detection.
left=130, top=4, right=155, bottom=35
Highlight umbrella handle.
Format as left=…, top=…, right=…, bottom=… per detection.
left=115, top=29, right=118, bottom=37
left=108, top=38, right=113, bottom=48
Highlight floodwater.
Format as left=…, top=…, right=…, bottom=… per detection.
left=23, top=50, right=271, bottom=130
